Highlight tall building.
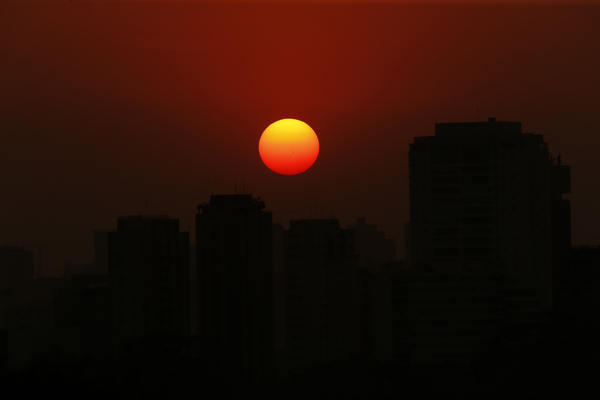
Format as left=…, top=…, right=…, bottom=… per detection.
left=108, top=215, right=190, bottom=358
left=0, top=246, right=34, bottom=292
left=195, top=194, right=274, bottom=385
left=408, top=118, right=570, bottom=314
left=283, top=219, right=366, bottom=375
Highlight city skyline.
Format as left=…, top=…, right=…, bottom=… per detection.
left=2, top=112, right=587, bottom=278
left=2, top=0, right=600, bottom=397
left=2, top=1, right=600, bottom=276
left=1, top=127, right=598, bottom=396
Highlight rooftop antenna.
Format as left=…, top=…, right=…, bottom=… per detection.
left=243, top=173, right=245, bottom=194
left=234, top=173, right=237, bottom=194
left=215, top=178, right=217, bottom=194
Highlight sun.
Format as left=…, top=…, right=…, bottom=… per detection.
left=259, top=118, right=319, bottom=175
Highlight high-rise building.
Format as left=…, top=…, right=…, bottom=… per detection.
left=408, top=118, right=570, bottom=315
left=283, top=219, right=366, bottom=375
left=195, top=194, right=274, bottom=385
left=108, top=215, right=190, bottom=358
left=401, top=118, right=572, bottom=365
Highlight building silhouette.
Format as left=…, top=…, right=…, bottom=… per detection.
left=195, top=194, right=274, bottom=385
left=405, top=118, right=571, bottom=364
left=283, top=219, right=368, bottom=375
left=108, top=215, right=190, bottom=359
left=409, top=118, right=570, bottom=306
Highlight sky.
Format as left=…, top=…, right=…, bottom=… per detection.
left=1, top=0, right=599, bottom=276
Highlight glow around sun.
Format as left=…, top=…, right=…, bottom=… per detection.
left=258, top=118, right=319, bottom=175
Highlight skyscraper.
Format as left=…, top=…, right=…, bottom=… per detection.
left=108, top=215, right=190, bottom=358
left=195, top=194, right=274, bottom=384
left=408, top=118, right=570, bottom=319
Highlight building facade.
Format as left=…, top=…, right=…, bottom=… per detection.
left=408, top=118, right=570, bottom=310
left=405, top=118, right=571, bottom=363
left=195, top=194, right=274, bottom=384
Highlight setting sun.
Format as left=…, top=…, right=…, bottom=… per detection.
left=259, top=118, right=319, bottom=175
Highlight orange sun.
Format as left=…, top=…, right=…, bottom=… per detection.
left=259, top=118, right=319, bottom=175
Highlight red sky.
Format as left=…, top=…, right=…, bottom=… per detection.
left=1, top=1, right=599, bottom=275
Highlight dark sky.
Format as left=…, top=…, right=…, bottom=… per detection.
left=1, top=0, right=599, bottom=276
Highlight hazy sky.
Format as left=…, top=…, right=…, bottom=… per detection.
left=1, top=1, right=599, bottom=275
